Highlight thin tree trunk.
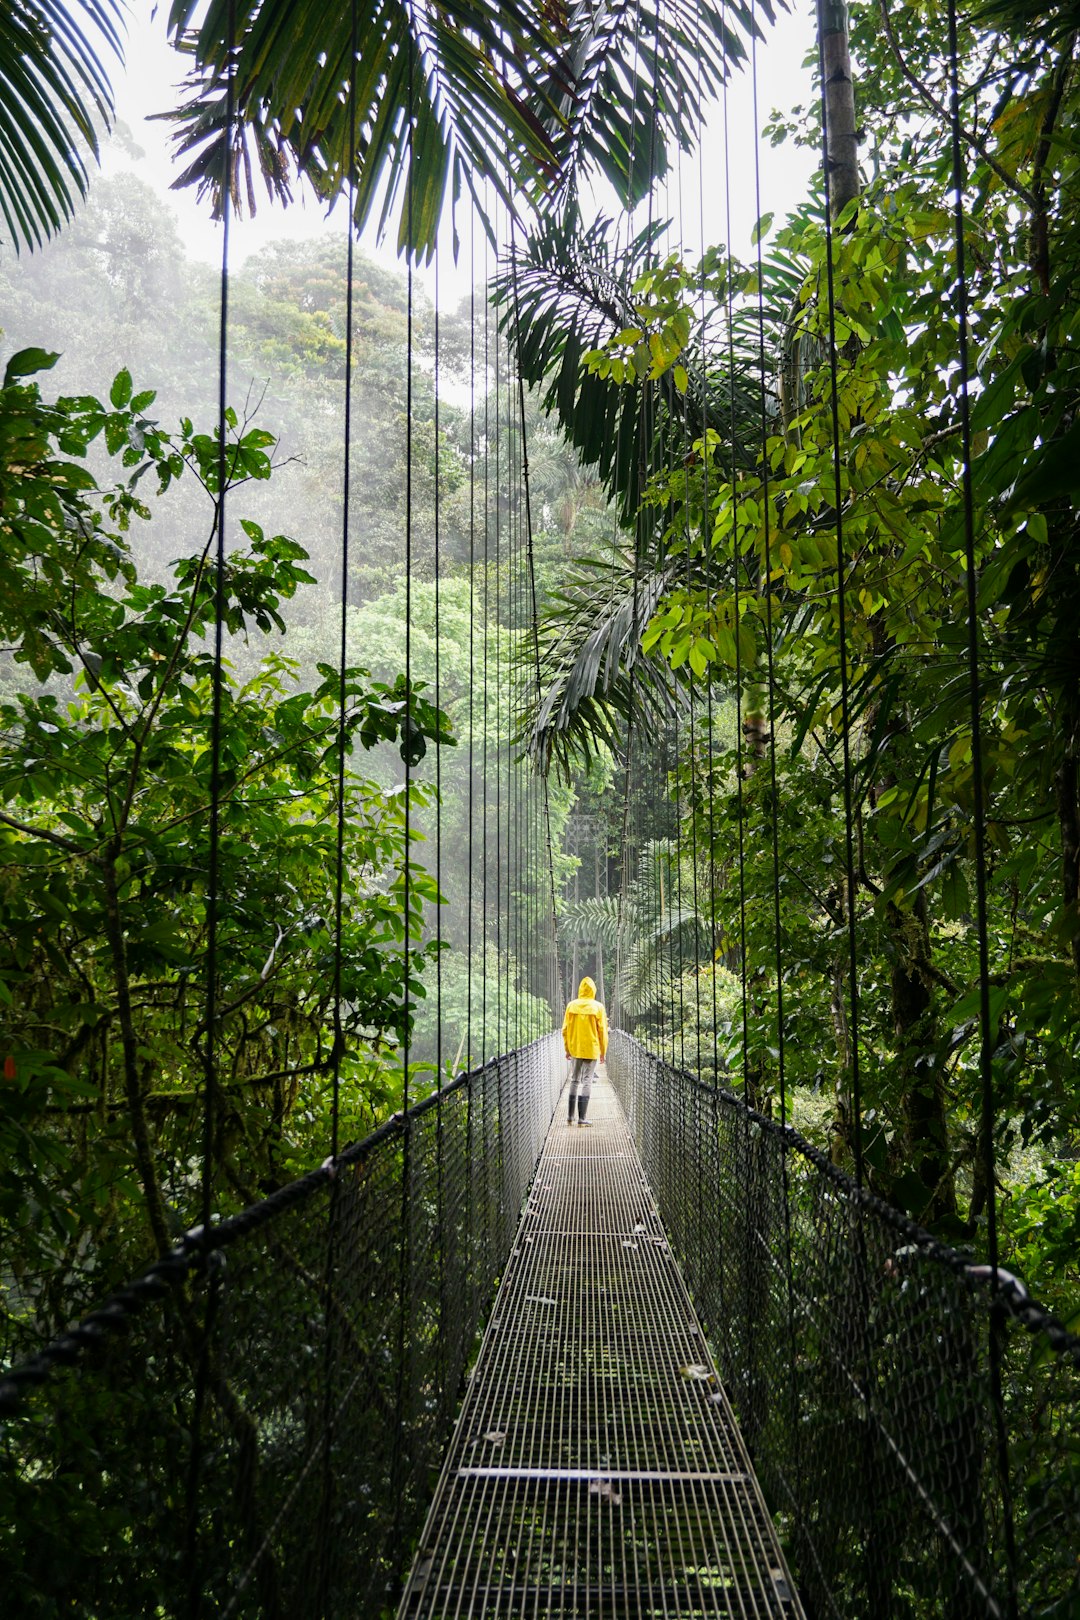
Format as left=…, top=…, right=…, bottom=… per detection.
left=818, top=0, right=859, bottom=222
left=888, top=891, right=958, bottom=1224
left=1057, top=679, right=1080, bottom=982
left=102, top=846, right=172, bottom=1258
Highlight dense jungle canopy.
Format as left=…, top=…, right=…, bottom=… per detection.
left=1, top=0, right=1078, bottom=1421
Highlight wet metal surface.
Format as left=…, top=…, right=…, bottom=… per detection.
left=398, top=1075, right=804, bottom=1618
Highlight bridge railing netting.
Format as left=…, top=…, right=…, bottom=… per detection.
left=609, top=1029, right=1080, bottom=1620
left=0, top=1035, right=562, bottom=1618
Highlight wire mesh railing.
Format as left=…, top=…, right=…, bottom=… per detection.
left=609, top=1030, right=1080, bottom=1620
left=0, top=1034, right=563, bottom=1618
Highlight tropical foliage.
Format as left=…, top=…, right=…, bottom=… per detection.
left=0, top=351, right=452, bottom=1363
left=0, top=0, right=124, bottom=252
left=511, top=2, right=1080, bottom=1294
left=162, top=0, right=776, bottom=258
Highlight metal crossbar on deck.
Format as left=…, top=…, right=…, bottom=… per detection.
left=399, top=1074, right=803, bottom=1618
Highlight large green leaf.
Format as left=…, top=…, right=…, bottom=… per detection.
left=495, top=206, right=781, bottom=522
left=524, top=548, right=687, bottom=775
left=0, top=1, right=124, bottom=253
left=162, top=0, right=777, bottom=260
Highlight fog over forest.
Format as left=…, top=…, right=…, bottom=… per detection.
left=0, top=157, right=621, bottom=1074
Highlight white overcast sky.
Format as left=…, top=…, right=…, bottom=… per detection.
left=101, top=0, right=817, bottom=299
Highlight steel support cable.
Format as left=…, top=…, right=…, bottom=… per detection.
left=393, top=28, right=417, bottom=1569
left=714, top=12, right=751, bottom=1097
left=751, top=0, right=808, bottom=1575
left=492, top=210, right=509, bottom=1211
left=464, top=218, right=478, bottom=1337
left=433, top=235, right=449, bottom=1403
left=944, top=5, right=1019, bottom=1610
left=510, top=322, right=520, bottom=1050
left=315, top=1, right=361, bottom=1599
left=814, top=11, right=893, bottom=1607
left=643, top=1, right=681, bottom=1081
left=329, top=0, right=359, bottom=1170
left=508, top=295, right=523, bottom=1050
left=750, top=11, right=789, bottom=1133
left=482, top=221, right=491, bottom=1067
left=494, top=241, right=504, bottom=1058
left=673, top=98, right=701, bottom=1087
left=677, top=8, right=710, bottom=1334
left=467, top=227, right=475, bottom=1075
left=814, top=6, right=864, bottom=1187
left=613, top=0, right=655, bottom=1040
left=185, top=5, right=236, bottom=1607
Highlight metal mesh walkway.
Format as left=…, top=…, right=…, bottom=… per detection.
left=398, top=1074, right=804, bottom=1618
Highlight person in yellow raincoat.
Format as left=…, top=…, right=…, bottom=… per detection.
left=561, top=975, right=608, bottom=1126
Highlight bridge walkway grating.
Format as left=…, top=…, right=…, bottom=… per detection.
left=397, top=1074, right=805, bottom=1619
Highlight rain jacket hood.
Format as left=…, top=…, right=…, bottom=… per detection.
left=562, top=977, right=608, bottom=1061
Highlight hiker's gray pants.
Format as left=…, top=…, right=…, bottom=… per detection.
left=567, top=1058, right=597, bottom=1100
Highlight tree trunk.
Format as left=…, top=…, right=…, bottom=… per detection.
left=818, top=1, right=859, bottom=222
left=888, top=891, right=958, bottom=1224
left=1057, top=676, right=1080, bottom=983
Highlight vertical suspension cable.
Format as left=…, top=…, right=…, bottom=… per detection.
left=432, top=230, right=448, bottom=1405
left=331, top=0, right=359, bottom=1166
left=467, top=219, right=476, bottom=1072
left=814, top=12, right=891, bottom=1600
left=815, top=2, right=864, bottom=1180
left=393, top=24, right=417, bottom=1565
left=434, top=246, right=443, bottom=1089
left=494, top=223, right=503, bottom=1056
left=315, top=3, right=360, bottom=1600
left=718, top=8, right=750, bottom=1093
left=752, top=0, right=809, bottom=1558
left=200, top=3, right=236, bottom=1238
left=402, top=41, right=415, bottom=1118
left=702, top=1, right=720, bottom=1084
left=482, top=221, right=491, bottom=1064
left=187, top=5, right=236, bottom=1606
left=464, top=208, right=477, bottom=1322
left=613, top=0, right=652, bottom=1044
left=944, top=4, right=1018, bottom=1608
left=509, top=340, right=521, bottom=1049
left=675, top=79, right=701, bottom=1082
left=505, top=235, right=560, bottom=1025
left=751, top=6, right=789, bottom=1127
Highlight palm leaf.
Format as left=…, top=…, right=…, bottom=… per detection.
left=560, top=894, right=621, bottom=948
left=496, top=206, right=768, bottom=522
left=525, top=548, right=685, bottom=775
left=0, top=0, right=124, bottom=253
left=552, top=0, right=777, bottom=210
left=162, top=0, right=776, bottom=259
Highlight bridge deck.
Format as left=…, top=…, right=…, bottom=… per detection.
left=398, top=1073, right=803, bottom=1618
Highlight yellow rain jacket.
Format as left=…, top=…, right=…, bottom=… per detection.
left=562, top=976, right=609, bottom=1061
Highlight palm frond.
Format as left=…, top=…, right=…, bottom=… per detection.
left=553, top=0, right=777, bottom=210
left=163, top=0, right=777, bottom=260
left=525, top=549, right=685, bottom=775
left=559, top=894, right=620, bottom=947
left=0, top=0, right=124, bottom=253
left=163, top=0, right=564, bottom=256
left=497, top=207, right=769, bottom=521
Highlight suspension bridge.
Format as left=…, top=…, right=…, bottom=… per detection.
left=3, top=0, right=1080, bottom=1615
left=2, top=1031, right=1077, bottom=1616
